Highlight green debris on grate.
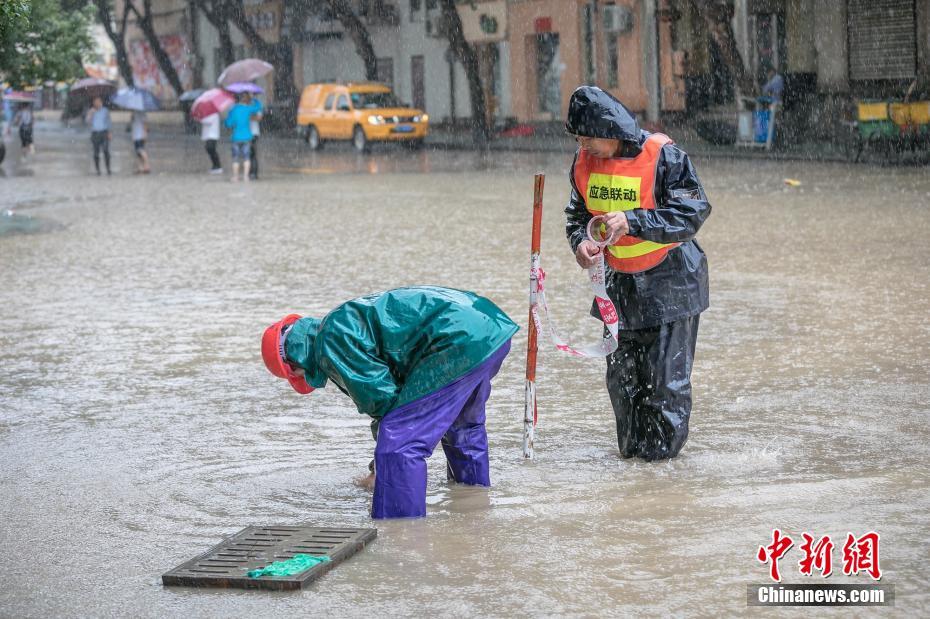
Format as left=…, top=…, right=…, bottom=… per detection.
left=247, top=554, right=331, bottom=579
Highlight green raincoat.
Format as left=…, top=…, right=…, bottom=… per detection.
left=284, top=286, right=518, bottom=418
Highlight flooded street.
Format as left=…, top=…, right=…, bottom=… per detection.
left=1, top=127, right=928, bottom=616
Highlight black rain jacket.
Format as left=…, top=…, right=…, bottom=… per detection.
left=565, top=86, right=711, bottom=330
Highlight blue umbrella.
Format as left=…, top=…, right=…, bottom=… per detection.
left=111, top=87, right=160, bottom=111
left=225, top=82, right=263, bottom=94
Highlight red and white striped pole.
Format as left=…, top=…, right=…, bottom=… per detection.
left=523, top=173, right=544, bottom=459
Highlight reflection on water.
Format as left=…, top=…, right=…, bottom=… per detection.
left=0, top=209, right=63, bottom=236
left=0, top=127, right=928, bottom=616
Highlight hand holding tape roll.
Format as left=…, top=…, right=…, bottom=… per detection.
left=531, top=215, right=624, bottom=358
left=587, top=213, right=627, bottom=246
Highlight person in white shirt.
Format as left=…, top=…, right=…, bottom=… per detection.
left=248, top=99, right=262, bottom=180
left=86, top=97, right=112, bottom=175
left=200, top=112, right=222, bottom=174
left=130, top=111, right=150, bottom=173
left=14, top=103, right=35, bottom=156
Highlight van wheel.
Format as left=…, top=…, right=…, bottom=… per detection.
left=352, top=126, right=369, bottom=153
left=306, top=125, right=323, bottom=150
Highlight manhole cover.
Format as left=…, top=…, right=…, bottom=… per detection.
left=162, top=525, right=376, bottom=591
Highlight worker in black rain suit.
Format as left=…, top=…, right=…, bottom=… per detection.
left=564, top=85, right=711, bottom=461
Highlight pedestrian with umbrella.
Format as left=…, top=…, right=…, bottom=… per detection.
left=179, top=89, right=205, bottom=133
left=217, top=59, right=272, bottom=180
left=13, top=101, right=35, bottom=157
left=127, top=109, right=150, bottom=173
left=2, top=87, right=13, bottom=137
left=226, top=82, right=264, bottom=180
left=85, top=96, right=112, bottom=175
left=190, top=88, right=234, bottom=174
left=5, top=92, right=36, bottom=158
left=249, top=95, right=263, bottom=180
left=112, top=88, right=159, bottom=174
left=70, top=79, right=116, bottom=175
left=201, top=112, right=223, bottom=174
left=223, top=84, right=263, bottom=182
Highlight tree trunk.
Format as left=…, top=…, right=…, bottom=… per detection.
left=94, top=0, right=134, bottom=87
left=224, top=0, right=299, bottom=103
left=202, top=0, right=376, bottom=91
left=271, top=42, right=296, bottom=102
left=438, top=0, right=489, bottom=147
left=695, top=0, right=754, bottom=96
left=128, top=0, right=185, bottom=97
left=195, top=0, right=235, bottom=69
left=216, top=8, right=235, bottom=67
left=187, top=0, right=204, bottom=88
left=326, top=0, right=377, bottom=81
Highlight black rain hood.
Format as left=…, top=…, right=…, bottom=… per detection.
left=565, top=85, right=641, bottom=143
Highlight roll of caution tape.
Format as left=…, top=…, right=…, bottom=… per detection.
left=531, top=217, right=623, bottom=358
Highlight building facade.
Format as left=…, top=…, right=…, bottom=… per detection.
left=294, top=0, right=512, bottom=123
left=116, top=0, right=199, bottom=100
left=122, top=0, right=930, bottom=129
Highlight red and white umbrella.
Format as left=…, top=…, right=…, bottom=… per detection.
left=190, top=88, right=235, bottom=121
left=217, top=59, right=273, bottom=87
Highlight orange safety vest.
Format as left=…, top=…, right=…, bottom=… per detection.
left=573, top=133, right=681, bottom=274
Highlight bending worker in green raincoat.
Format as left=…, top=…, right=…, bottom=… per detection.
left=262, top=286, right=517, bottom=519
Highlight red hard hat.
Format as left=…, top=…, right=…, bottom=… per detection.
left=262, top=314, right=314, bottom=395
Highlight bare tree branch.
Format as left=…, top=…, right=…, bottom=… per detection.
left=326, top=0, right=377, bottom=81
left=195, top=0, right=234, bottom=68
left=694, top=0, right=754, bottom=96
left=224, top=0, right=298, bottom=102
left=126, top=0, right=186, bottom=97
left=93, top=0, right=134, bottom=87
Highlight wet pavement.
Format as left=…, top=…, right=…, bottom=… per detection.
left=1, top=125, right=929, bottom=616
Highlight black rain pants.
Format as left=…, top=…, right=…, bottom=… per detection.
left=91, top=131, right=110, bottom=173
left=204, top=139, right=221, bottom=170
left=605, top=314, right=699, bottom=461
left=249, top=136, right=259, bottom=179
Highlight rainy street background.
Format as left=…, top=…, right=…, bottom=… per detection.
left=1, top=123, right=928, bottom=616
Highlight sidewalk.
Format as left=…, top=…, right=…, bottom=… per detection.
left=34, top=108, right=856, bottom=162
left=427, top=120, right=858, bottom=162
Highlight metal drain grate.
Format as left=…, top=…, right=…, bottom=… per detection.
left=162, top=525, right=377, bottom=591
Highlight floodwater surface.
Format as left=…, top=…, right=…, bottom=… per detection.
left=1, top=126, right=928, bottom=617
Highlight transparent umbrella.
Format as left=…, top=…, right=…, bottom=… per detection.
left=179, top=89, right=205, bottom=102
left=111, top=87, right=161, bottom=111
left=217, top=59, right=273, bottom=87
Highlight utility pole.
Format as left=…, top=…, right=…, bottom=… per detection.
left=643, top=0, right=660, bottom=122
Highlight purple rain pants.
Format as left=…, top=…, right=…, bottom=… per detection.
left=371, top=340, right=511, bottom=519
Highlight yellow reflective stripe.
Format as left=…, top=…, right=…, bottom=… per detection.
left=609, top=240, right=673, bottom=259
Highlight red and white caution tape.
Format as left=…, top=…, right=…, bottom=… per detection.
left=530, top=216, right=623, bottom=358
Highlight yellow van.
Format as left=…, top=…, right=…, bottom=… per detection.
left=297, top=82, right=429, bottom=152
